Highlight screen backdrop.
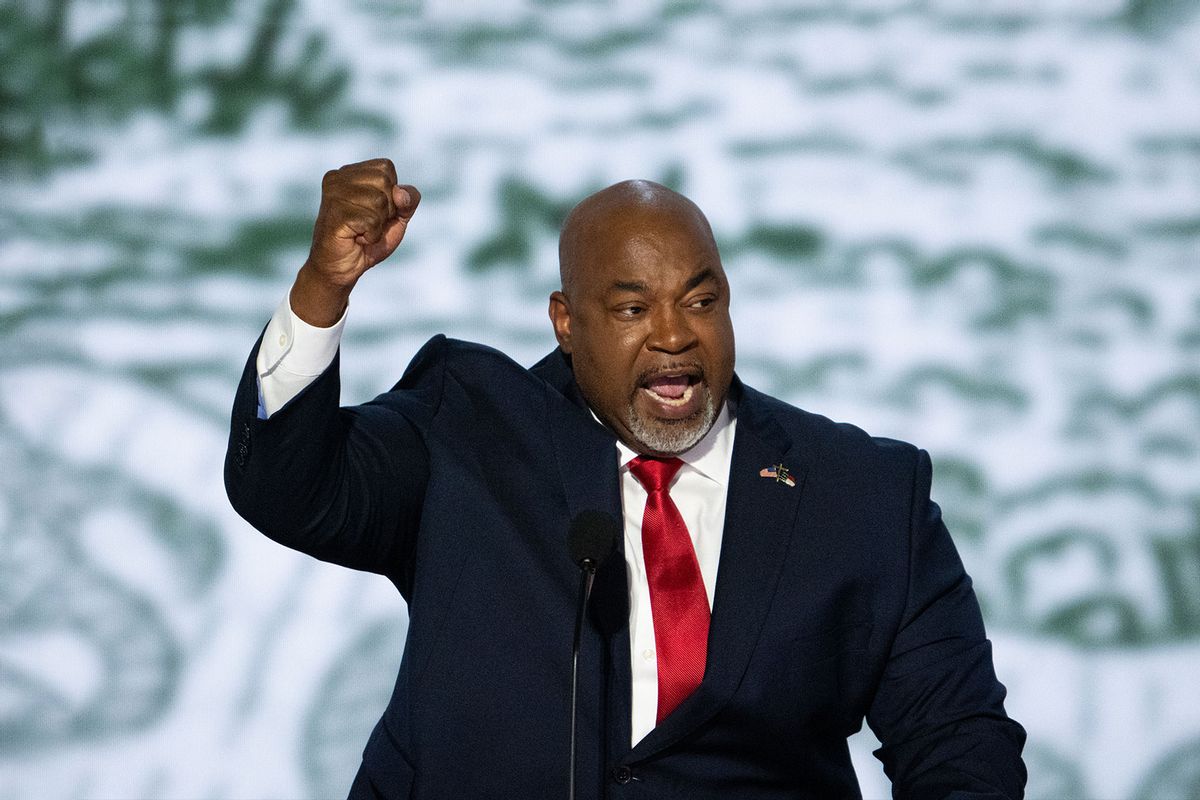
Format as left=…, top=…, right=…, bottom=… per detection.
left=3, top=1, right=1200, bottom=797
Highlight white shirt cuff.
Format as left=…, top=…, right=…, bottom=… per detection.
left=255, top=292, right=347, bottom=417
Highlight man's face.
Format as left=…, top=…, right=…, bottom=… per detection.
left=549, top=206, right=735, bottom=456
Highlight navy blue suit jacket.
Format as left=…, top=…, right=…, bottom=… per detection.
left=225, top=334, right=1025, bottom=799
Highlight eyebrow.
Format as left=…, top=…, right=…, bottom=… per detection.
left=608, top=268, right=718, bottom=295
left=684, top=267, right=717, bottom=292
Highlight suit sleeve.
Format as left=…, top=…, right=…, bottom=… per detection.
left=866, top=449, right=1027, bottom=800
left=224, top=333, right=445, bottom=592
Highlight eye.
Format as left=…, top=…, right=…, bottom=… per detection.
left=616, top=304, right=646, bottom=318
left=688, top=295, right=716, bottom=309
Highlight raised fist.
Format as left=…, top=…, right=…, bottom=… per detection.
left=291, top=158, right=420, bottom=326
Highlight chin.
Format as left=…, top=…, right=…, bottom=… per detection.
left=624, top=394, right=716, bottom=455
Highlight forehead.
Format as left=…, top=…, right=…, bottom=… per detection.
left=572, top=207, right=723, bottom=293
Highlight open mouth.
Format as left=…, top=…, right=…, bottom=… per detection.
left=639, top=369, right=704, bottom=413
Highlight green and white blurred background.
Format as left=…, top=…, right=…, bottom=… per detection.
left=3, top=0, right=1200, bottom=797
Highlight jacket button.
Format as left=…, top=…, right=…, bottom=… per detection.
left=612, top=765, right=632, bottom=784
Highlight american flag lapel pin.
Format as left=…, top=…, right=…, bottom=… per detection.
left=759, top=463, right=795, bottom=487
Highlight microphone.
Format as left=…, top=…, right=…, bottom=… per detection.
left=567, top=511, right=618, bottom=800
left=569, top=510, right=618, bottom=572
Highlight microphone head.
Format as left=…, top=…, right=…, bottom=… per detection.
left=568, top=510, right=618, bottom=569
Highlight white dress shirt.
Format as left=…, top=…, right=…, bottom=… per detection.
left=615, top=407, right=735, bottom=745
left=256, top=294, right=737, bottom=747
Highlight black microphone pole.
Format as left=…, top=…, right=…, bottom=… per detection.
left=570, top=557, right=597, bottom=800
left=567, top=511, right=618, bottom=800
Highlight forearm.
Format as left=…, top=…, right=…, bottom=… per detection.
left=873, top=638, right=1026, bottom=799
left=227, top=340, right=428, bottom=579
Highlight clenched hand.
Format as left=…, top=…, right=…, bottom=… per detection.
left=291, top=158, right=421, bottom=326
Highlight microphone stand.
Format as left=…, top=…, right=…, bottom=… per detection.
left=569, top=557, right=598, bottom=800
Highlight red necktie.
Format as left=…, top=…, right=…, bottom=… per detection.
left=628, top=456, right=710, bottom=724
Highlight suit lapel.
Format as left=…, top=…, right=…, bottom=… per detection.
left=628, top=381, right=808, bottom=761
left=533, top=349, right=623, bottom=530
left=531, top=349, right=634, bottom=755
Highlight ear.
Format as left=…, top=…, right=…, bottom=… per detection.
left=548, top=291, right=573, bottom=354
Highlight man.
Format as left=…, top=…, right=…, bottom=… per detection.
left=226, top=158, right=1026, bottom=798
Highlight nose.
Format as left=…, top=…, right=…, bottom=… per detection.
left=646, top=305, right=698, bottom=354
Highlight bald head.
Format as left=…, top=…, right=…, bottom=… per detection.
left=548, top=179, right=734, bottom=456
left=558, top=180, right=718, bottom=296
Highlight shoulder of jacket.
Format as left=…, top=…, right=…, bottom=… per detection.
left=742, top=384, right=921, bottom=470
left=395, top=334, right=543, bottom=394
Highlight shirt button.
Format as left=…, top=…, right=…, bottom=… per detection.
left=278, top=334, right=288, bottom=346
left=642, top=649, right=654, bottom=661
left=612, top=765, right=632, bottom=784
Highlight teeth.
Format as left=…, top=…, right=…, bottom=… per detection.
left=645, top=383, right=695, bottom=406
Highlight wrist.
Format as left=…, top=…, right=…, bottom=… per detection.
left=290, top=263, right=353, bottom=328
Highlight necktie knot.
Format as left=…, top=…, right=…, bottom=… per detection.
left=629, top=456, right=684, bottom=494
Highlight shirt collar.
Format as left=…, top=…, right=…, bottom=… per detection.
left=612, top=402, right=736, bottom=487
